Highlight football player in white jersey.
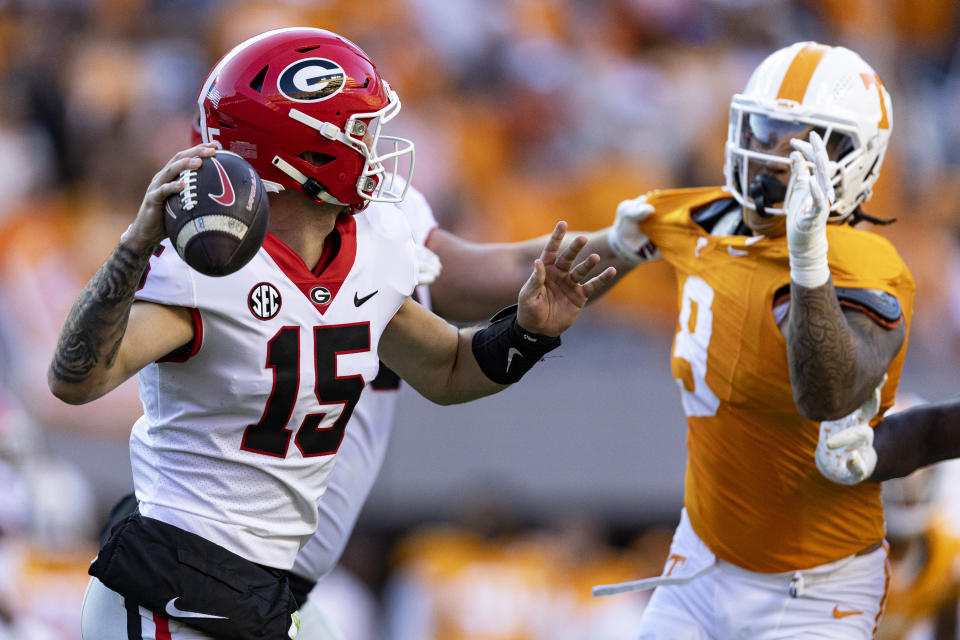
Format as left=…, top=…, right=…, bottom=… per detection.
left=48, top=28, right=615, bottom=640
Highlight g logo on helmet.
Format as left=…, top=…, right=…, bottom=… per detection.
left=278, top=58, right=346, bottom=102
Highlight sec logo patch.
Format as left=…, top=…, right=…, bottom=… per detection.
left=249, top=282, right=282, bottom=320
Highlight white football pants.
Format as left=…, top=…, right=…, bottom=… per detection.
left=635, top=510, right=889, bottom=640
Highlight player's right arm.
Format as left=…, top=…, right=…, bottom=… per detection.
left=47, top=144, right=217, bottom=404
left=379, top=222, right=614, bottom=405
left=426, top=197, right=657, bottom=321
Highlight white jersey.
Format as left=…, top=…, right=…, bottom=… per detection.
left=130, top=207, right=417, bottom=570
left=292, top=185, right=437, bottom=581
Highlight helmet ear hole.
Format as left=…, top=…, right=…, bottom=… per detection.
left=299, top=152, right=337, bottom=168
left=249, top=66, right=268, bottom=93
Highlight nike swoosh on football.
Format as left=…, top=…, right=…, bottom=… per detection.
left=208, top=158, right=236, bottom=207
left=832, top=605, right=862, bottom=618
left=165, top=597, right=229, bottom=620
left=354, top=290, right=378, bottom=306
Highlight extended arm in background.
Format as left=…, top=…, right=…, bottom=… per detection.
left=380, top=222, right=615, bottom=404
left=426, top=199, right=655, bottom=321
left=782, top=134, right=904, bottom=420
left=426, top=229, right=554, bottom=322
left=870, top=399, right=960, bottom=481
left=47, top=144, right=216, bottom=404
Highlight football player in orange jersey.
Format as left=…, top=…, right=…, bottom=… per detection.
left=590, top=42, right=914, bottom=638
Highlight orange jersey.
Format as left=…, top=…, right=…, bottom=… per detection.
left=638, top=187, right=915, bottom=573
left=879, top=515, right=960, bottom=640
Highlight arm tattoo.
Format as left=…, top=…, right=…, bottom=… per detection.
left=50, top=243, right=153, bottom=383
left=786, top=282, right=890, bottom=420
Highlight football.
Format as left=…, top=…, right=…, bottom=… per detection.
left=164, top=150, right=270, bottom=277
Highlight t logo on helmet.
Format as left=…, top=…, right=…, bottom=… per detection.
left=278, top=59, right=346, bottom=102
left=859, top=73, right=890, bottom=130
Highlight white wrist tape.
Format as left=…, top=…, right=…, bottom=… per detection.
left=789, top=231, right=830, bottom=288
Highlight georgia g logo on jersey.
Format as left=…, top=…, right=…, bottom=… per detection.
left=277, top=58, right=346, bottom=102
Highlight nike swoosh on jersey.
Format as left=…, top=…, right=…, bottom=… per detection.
left=354, top=290, right=378, bottom=307
left=832, top=605, right=862, bottom=618
left=727, top=246, right=749, bottom=257
left=165, top=598, right=229, bottom=620
left=506, top=347, right=522, bottom=372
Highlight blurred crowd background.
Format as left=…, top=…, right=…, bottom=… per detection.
left=2, top=0, right=960, bottom=638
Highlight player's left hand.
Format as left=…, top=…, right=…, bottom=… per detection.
left=815, top=379, right=883, bottom=485
left=786, top=131, right=835, bottom=288
left=516, top=222, right=616, bottom=337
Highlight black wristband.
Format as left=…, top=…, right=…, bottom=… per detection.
left=471, top=305, right=561, bottom=384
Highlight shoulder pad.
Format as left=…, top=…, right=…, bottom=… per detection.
left=690, top=198, right=750, bottom=236
left=835, top=288, right=902, bottom=324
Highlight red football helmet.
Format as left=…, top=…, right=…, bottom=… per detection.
left=196, top=27, right=414, bottom=207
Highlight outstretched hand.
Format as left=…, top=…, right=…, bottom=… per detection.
left=516, top=222, right=617, bottom=337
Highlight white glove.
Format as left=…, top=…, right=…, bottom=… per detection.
left=415, top=243, right=442, bottom=286
left=787, top=131, right=835, bottom=288
left=607, top=195, right=661, bottom=266
left=815, top=378, right=884, bottom=486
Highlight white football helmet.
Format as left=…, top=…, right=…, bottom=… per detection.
left=724, top=42, right=892, bottom=221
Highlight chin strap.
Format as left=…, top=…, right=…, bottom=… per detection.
left=270, top=156, right=349, bottom=206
